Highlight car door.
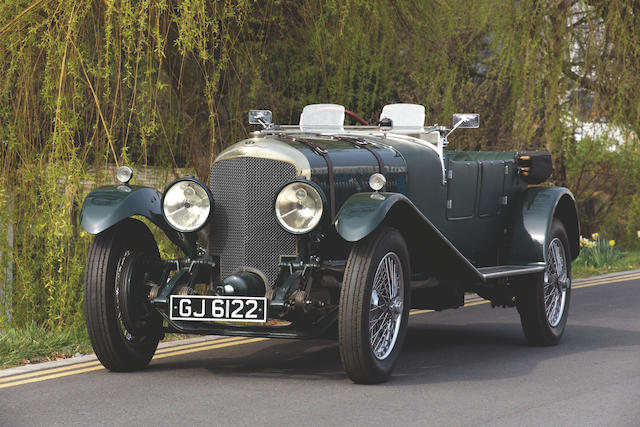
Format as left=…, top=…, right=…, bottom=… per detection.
left=444, top=155, right=509, bottom=257
left=446, top=160, right=479, bottom=221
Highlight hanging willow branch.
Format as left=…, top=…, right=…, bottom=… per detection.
left=69, top=38, right=119, bottom=167
left=0, top=0, right=50, bottom=36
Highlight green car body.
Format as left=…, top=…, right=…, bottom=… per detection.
left=80, top=104, right=580, bottom=382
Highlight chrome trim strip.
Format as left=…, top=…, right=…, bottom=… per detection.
left=478, top=264, right=546, bottom=281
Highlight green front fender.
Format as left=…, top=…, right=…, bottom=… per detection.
left=334, top=192, right=482, bottom=280
left=80, top=185, right=165, bottom=234
left=506, top=187, right=580, bottom=264
left=334, top=192, right=408, bottom=242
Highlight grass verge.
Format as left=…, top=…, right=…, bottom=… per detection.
left=0, top=325, right=197, bottom=370
left=0, top=324, right=93, bottom=369
left=572, top=250, right=640, bottom=278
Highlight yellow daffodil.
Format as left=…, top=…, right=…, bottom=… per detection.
left=609, top=240, right=615, bottom=247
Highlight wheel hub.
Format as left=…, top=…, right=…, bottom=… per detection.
left=118, top=253, right=156, bottom=340
left=390, top=297, right=403, bottom=316
left=558, top=276, right=571, bottom=291
left=371, top=289, right=380, bottom=307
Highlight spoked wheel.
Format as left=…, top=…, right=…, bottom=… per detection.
left=84, top=218, right=162, bottom=371
left=516, top=219, right=572, bottom=345
left=369, top=253, right=405, bottom=360
left=339, top=228, right=410, bottom=384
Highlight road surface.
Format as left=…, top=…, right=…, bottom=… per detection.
left=1, top=271, right=639, bottom=426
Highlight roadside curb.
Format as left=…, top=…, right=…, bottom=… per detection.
left=0, top=335, right=223, bottom=379
left=572, top=268, right=640, bottom=283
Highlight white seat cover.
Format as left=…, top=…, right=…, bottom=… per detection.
left=299, top=104, right=345, bottom=132
left=380, top=104, right=425, bottom=130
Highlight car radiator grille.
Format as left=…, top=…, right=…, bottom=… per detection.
left=209, top=157, right=297, bottom=285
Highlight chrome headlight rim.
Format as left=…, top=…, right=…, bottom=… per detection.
left=274, top=179, right=326, bottom=235
left=116, top=165, right=134, bottom=184
left=161, top=177, right=214, bottom=233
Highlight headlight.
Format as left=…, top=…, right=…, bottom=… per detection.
left=368, top=173, right=386, bottom=191
left=116, top=166, right=133, bottom=184
left=275, top=181, right=324, bottom=234
left=162, top=178, right=213, bottom=232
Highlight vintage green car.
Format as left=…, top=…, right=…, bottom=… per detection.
left=80, top=103, right=579, bottom=384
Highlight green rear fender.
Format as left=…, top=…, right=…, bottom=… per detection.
left=505, top=187, right=580, bottom=264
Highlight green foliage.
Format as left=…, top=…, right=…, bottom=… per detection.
left=565, top=134, right=640, bottom=246
left=625, top=195, right=640, bottom=250
left=0, top=322, right=198, bottom=368
left=0, top=0, right=639, bottom=330
left=576, top=234, right=621, bottom=268
left=0, top=0, right=252, bottom=329
left=573, top=250, right=640, bottom=279
left=0, top=323, right=92, bottom=368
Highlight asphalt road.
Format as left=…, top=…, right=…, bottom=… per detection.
left=1, top=272, right=639, bottom=426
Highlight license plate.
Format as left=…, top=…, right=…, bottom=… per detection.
left=169, top=295, right=267, bottom=323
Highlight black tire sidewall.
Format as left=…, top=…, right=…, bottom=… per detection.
left=84, top=218, right=161, bottom=370
left=516, top=219, right=572, bottom=345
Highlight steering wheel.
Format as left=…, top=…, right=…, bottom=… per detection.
left=345, top=109, right=369, bottom=126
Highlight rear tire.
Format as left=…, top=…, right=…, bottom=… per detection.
left=516, top=219, right=572, bottom=346
left=339, top=228, right=410, bottom=384
left=84, top=218, right=162, bottom=371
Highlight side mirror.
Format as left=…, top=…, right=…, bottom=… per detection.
left=445, top=113, right=480, bottom=142
left=452, top=113, right=479, bottom=129
left=248, top=110, right=273, bottom=127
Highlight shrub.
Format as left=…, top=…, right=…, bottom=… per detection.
left=576, top=233, right=621, bottom=268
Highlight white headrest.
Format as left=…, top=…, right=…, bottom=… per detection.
left=380, top=104, right=425, bottom=130
left=300, top=104, right=345, bottom=132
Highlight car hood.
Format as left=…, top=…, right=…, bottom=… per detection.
left=214, top=134, right=409, bottom=202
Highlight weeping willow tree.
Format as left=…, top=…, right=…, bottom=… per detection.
left=0, top=0, right=639, bottom=328
left=0, top=0, right=256, bottom=328
left=488, top=0, right=640, bottom=237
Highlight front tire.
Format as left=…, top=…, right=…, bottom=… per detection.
left=339, top=228, right=410, bottom=384
left=516, top=219, right=572, bottom=345
left=84, top=218, right=162, bottom=371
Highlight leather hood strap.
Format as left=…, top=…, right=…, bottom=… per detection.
left=336, top=136, right=386, bottom=190
left=295, top=138, right=336, bottom=222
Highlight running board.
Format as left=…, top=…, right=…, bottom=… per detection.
left=477, top=264, right=545, bottom=281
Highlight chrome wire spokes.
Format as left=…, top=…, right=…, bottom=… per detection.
left=544, top=238, right=568, bottom=327
left=369, top=252, right=404, bottom=360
